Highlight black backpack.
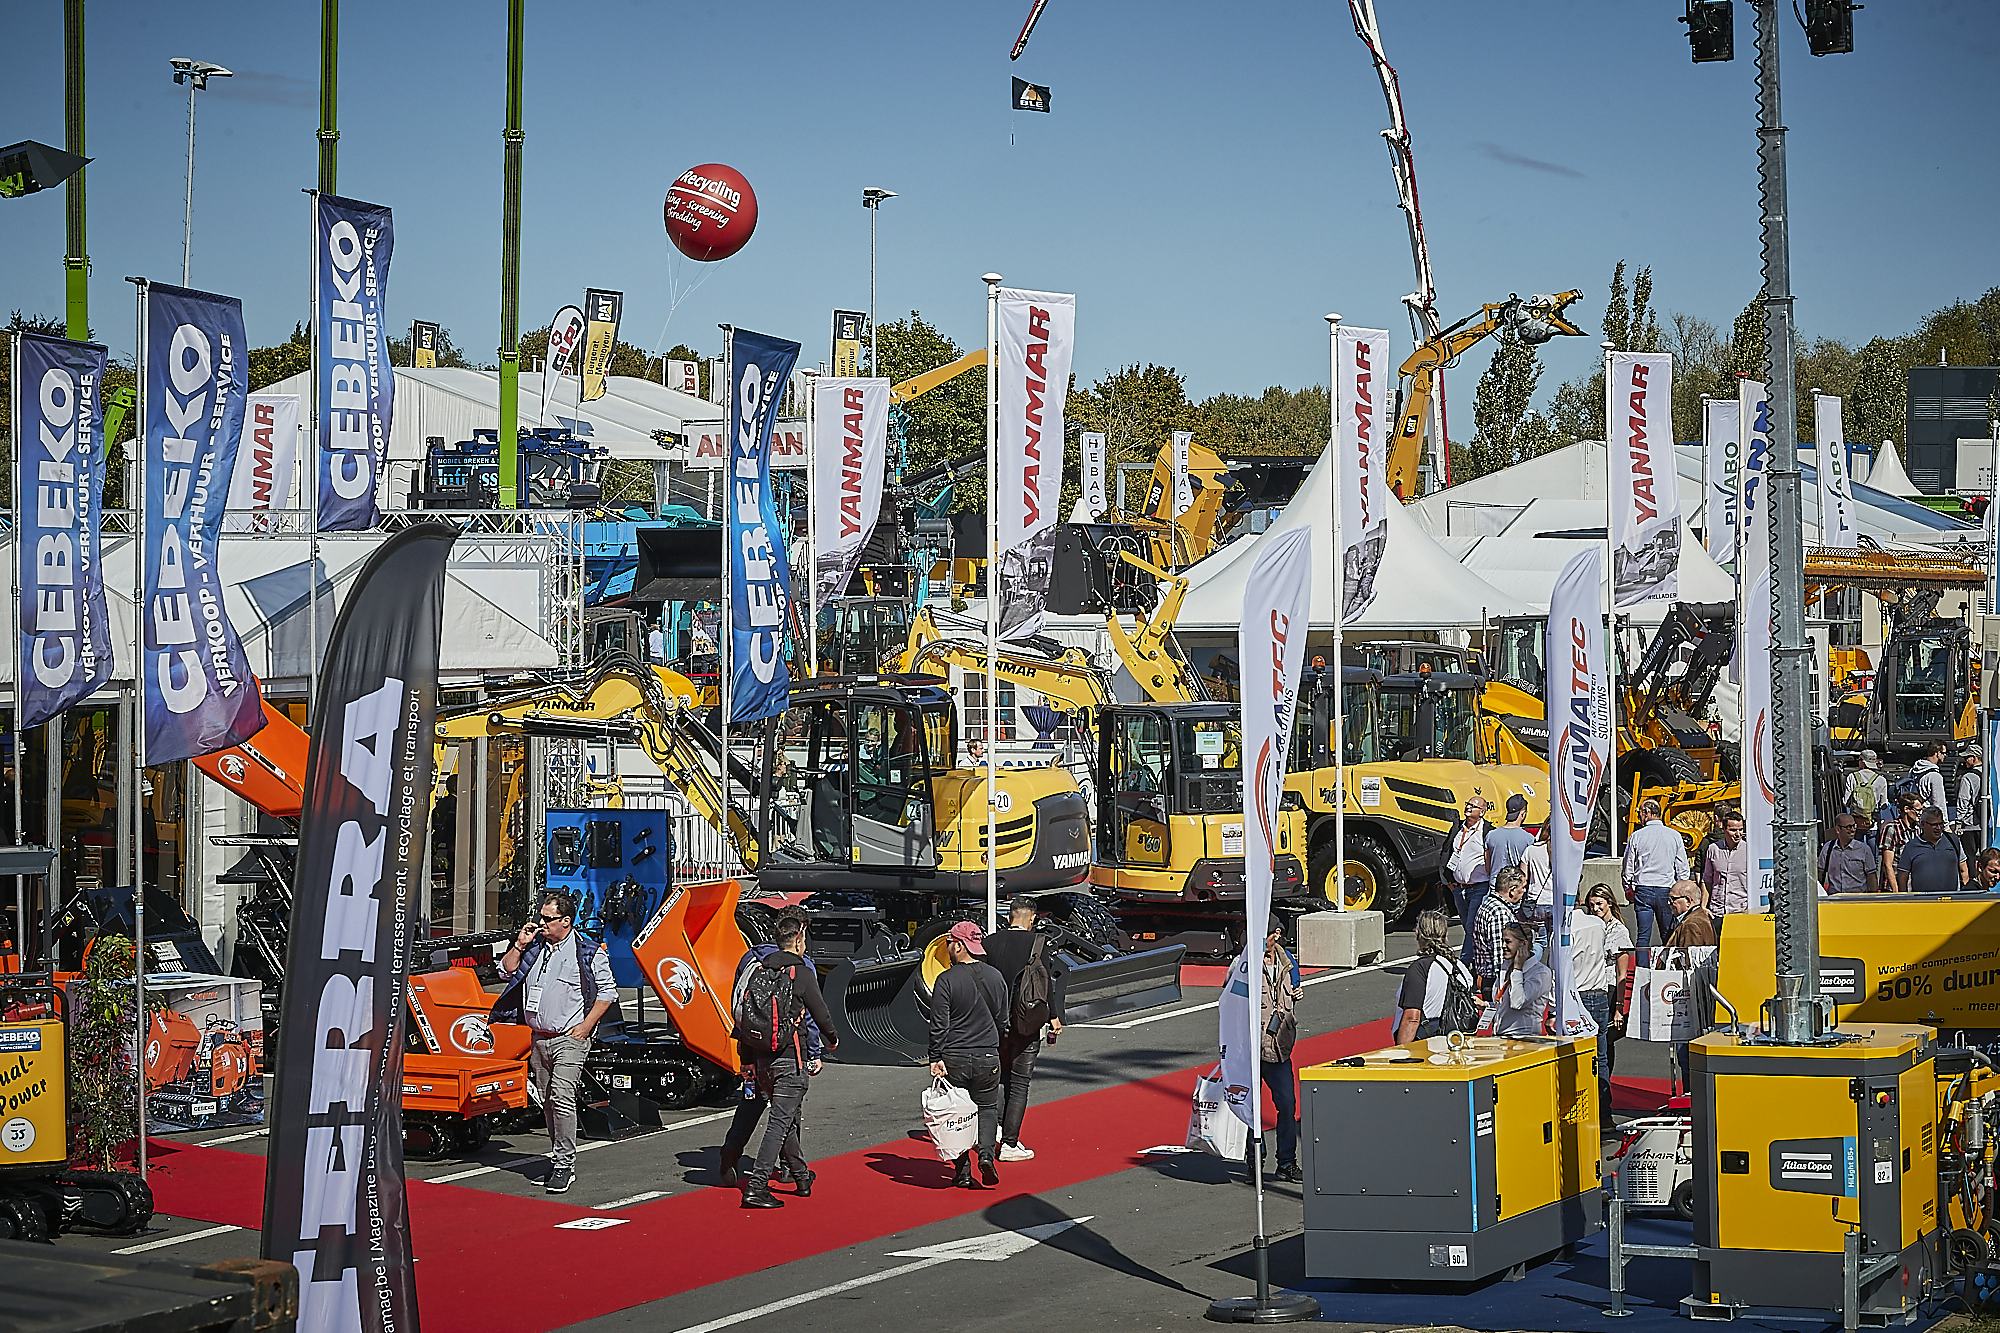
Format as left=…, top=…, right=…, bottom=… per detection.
left=734, top=959, right=801, bottom=1055
left=1011, top=934, right=1053, bottom=1035
left=1437, top=957, right=1481, bottom=1037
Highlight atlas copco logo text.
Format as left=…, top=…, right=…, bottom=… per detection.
left=1626, top=363, right=1658, bottom=522
left=1020, top=305, right=1051, bottom=525
left=839, top=387, right=866, bottom=537
left=1353, top=339, right=1376, bottom=528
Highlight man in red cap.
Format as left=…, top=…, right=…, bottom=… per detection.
left=928, top=920, right=1010, bottom=1188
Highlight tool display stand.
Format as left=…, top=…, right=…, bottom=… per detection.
left=1300, top=1034, right=1601, bottom=1283
left=1295, top=910, right=1383, bottom=969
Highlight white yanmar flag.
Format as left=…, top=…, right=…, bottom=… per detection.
left=1814, top=394, right=1858, bottom=548
left=1607, top=351, right=1680, bottom=607
left=1546, top=547, right=1610, bottom=1038
left=1221, top=526, right=1312, bottom=1127
left=227, top=393, right=302, bottom=528
left=810, top=377, right=890, bottom=604
left=1335, top=325, right=1391, bottom=622
left=1703, top=397, right=1740, bottom=569
left=995, top=287, right=1075, bottom=639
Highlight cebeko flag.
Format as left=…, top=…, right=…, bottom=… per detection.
left=727, top=327, right=801, bottom=724
left=1336, top=325, right=1390, bottom=622
left=1607, top=351, right=1679, bottom=607
left=995, top=287, right=1074, bottom=640
left=1703, top=398, right=1739, bottom=569
left=1743, top=568, right=1776, bottom=911
left=227, top=393, right=301, bottom=527
left=1222, top=525, right=1311, bottom=1127
left=1815, top=393, right=1858, bottom=548
left=1546, top=548, right=1610, bottom=1038
left=810, top=377, right=889, bottom=604
left=315, top=194, right=395, bottom=532
left=262, top=523, right=454, bottom=1333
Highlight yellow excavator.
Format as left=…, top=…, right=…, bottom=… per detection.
left=1387, top=291, right=1589, bottom=499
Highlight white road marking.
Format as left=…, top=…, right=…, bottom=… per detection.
left=594, top=1189, right=670, bottom=1210
left=114, top=1223, right=241, bottom=1254
left=419, top=1107, right=736, bottom=1184
left=1072, top=954, right=1415, bottom=1030
left=556, top=1216, right=630, bottom=1230
left=670, top=1218, right=1090, bottom=1333
left=199, top=1127, right=270, bottom=1146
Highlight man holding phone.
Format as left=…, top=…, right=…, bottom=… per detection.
left=495, top=889, right=616, bottom=1194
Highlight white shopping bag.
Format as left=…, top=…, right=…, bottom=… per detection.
left=1186, top=1066, right=1250, bottom=1160
left=922, top=1076, right=979, bottom=1162
left=1628, top=946, right=1718, bottom=1043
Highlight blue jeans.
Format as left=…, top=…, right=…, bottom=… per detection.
left=1582, top=989, right=1616, bottom=1074
left=1245, top=1059, right=1299, bottom=1171
left=1631, top=883, right=1676, bottom=951
left=1452, top=881, right=1488, bottom=963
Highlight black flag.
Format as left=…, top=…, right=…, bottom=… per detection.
left=261, top=523, right=457, bottom=1333
left=1011, top=77, right=1053, bottom=113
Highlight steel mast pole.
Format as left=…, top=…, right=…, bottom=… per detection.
left=497, top=0, right=525, bottom=508
left=317, top=0, right=338, bottom=193
left=1327, top=314, right=1349, bottom=914
left=63, top=0, right=88, bottom=340
left=180, top=79, right=197, bottom=285
left=1752, top=0, right=1821, bottom=1042
left=983, top=273, right=1002, bottom=937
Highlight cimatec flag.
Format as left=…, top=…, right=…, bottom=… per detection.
left=1703, top=397, right=1740, bottom=570
left=727, top=327, right=801, bottom=724
left=1607, top=351, right=1679, bottom=607
left=1334, top=325, right=1390, bottom=622
left=315, top=194, right=395, bottom=532
left=1222, top=525, right=1311, bottom=1127
left=995, top=287, right=1075, bottom=640
left=1814, top=394, right=1858, bottom=548
left=262, top=523, right=455, bottom=1333
left=810, top=377, right=890, bottom=605
left=141, top=283, right=265, bottom=764
left=1546, top=547, right=1610, bottom=1038
left=13, top=331, right=114, bottom=730
left=580, top=288, right=624, bottom=402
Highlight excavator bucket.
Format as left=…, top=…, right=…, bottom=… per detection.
left=191, top=693, right=309, bottom=820
left=627, top=876, right=748, bottom=1074
left=1050, top=940, right=1187, bottom=1022
left=807, top=908, right=931, bottom=1066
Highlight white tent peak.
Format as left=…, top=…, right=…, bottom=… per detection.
left=1858, top=440, right=1922, bottom=498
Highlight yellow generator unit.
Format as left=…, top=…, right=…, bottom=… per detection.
left=1689, top=1024, right=1940, bottom=1320
left=1300, top=1036, right=1600, bottom=1282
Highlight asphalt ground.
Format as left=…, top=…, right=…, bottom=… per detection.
left=57, top=927, right=1680, bottom=1333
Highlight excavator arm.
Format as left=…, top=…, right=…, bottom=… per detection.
left=1105, top=551, right=1207, bottom=704
left=434, top=658, right=760, bottom=868
left=1387, top=290, right=1587, bottom=499
left=890, top=349, right=987, bottom=406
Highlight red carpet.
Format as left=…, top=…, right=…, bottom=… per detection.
left=147, top=1019, right=1390, bottom=1332
left=1178, top=962, right=1331, bottom=988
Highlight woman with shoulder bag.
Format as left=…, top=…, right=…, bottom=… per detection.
left=1244, top=923, right=1304, bottom=1185
left=1394, top=911, right=1478, bottom=1043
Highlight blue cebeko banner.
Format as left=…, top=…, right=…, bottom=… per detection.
left=142, top=284, right=264, bottom=763
left=316, top=193, right=396, bottom=531
left=726, top=327, right=800, bottom=724
left=14, top=332, right=115, bottom=730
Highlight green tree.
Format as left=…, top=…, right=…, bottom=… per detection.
left=1603, top=261, right=1630, bottom=351
left=1727, top=299, right=1767, bottom=381
left=387, top=323, right=475, bottom=369
left=871, top=311, right=988, bottom=508
left=1849, top=336, right=1909, bottom=448
left=248, top=323, right=311, bottom=391
left=1666, top=312, right=1732, bottom=443
left=1196, top=385, right=1329, bottom=457
left=1457, top=336, right=1552, bottom=480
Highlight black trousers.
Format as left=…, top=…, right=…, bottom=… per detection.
left=747, top=1056, right=810, bottom=1181
left=942, top=1051, right=1002, bottom=1160
left=999, top=1031, right=1041, bottom=1146
left=723, top=1079, right=802, bottom=1171
left=1245, top=1059, right=1299, bottom=1170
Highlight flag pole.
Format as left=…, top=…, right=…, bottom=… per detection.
left=1326, top=314, right=1348, bottom=914
left=9, top=331, right=25, bottom=956
left=126, top=275, right=151, bottom=1179
left=1601, top=340, right=1620, bottom=858
left=983, top=274, right=1001, bottom=936
left=720, top=325, right=734, bottom=829
left=306, top=191, right=321, bottom=712
left=804, top=368, right=819, bottom=678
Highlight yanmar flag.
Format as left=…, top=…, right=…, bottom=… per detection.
left=1335, top=326, right=1390, bottom=622
left=1223, top=525, right=1310, bottom=1127
left=727, top=327, right=801, bottom=724
left=262, top=523, right=454, bottom=1333
left=1546, top=548, right=1609, bottom=1038
left=995, top=287, right=1075, bottom=639
left=580, top=288, right=623, bottom=402
left=810, top=377, right=889, bottom=604
left=1607, top=351, right=1679, bottom=607
left=1743, top=568, right=1776, bottom=911
left=226, top=393, right=301, bottom=529
left=1737, top=378, right=1773, bottom=581
left=141, top=283, right=264, bottom=764
left=1703, top=397, right=1739, bottom=570
left=315, top=195, right=395, bottom=532
left=13, top=331, right=114, bottom=730
left=1814, top=394, right=1857, bottom=548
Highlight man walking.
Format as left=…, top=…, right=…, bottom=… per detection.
left=735, top=910, right=841, bottom=1209
left=1446, top=796, right=1493, bottom=964
left=1702, top=809, right=1751, bottom=916
left=1880, top=791, right=1923, bottom=891
left=495, top=890, right=618, bottom=1195
left=1819, top=813, right=1880, bottom=893
left=1845, top=749, right=1887, bottom=818
left=1624, top=798, right=1690, bottom=949
left=1471, top=865, right=1529, bottom=999
left=1898, top=807, right=1969, bottom=894
left=928, top=921, right=1010, bottom=1189
left=1912, top=742, right=1951, bottom=819
left=983, top=898, right=1064, bottom=1163
left=719, top=933, right=825, bottom=1190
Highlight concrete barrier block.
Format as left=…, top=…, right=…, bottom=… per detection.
left=1296, top=910, right=1385, bottom=969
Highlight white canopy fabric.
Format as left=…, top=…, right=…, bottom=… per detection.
left=1855, top=440, right=1922, bottom=499
left=1175, top=444, right=1538, bottom=632
left=1435, top=504, right=1735, bottom=621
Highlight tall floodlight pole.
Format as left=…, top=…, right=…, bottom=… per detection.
left=1752, top=0, right=1821, bottom=1043
left=63, top=0, right=87, bottom=339
left=862, top=188, right=896, bottom=371
left=497, top=0, right=525, bottom=507
left=317, top=0, right=339, bottom=193
left=169, top=58, right=231, bottom=287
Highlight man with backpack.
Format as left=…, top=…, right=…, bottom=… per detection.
left=928, top=920, right=1010, bottom=1189
left=1845, top=749, right=1888, bottom=819
left=719, top=936, right=824, bottom=1190
left=494, top=890, right=618, bottom=1195
left=732, top=909, right=840, bottom=1210
left=983, top=897, right=1066, bottom=1163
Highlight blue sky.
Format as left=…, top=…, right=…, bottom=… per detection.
left=3, top=0, right=1995, bottom=423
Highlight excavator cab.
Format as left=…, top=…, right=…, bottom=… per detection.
left=821, top=597, right=914, bottom=676
left=1379, top=672, right=1485, bottom=764
left=1876, top=622, right=1976, bottom=756
left=762, top=685, right=942, bottom=877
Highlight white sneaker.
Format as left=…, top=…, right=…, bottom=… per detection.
left=998, top=1142, right=1035, bottom=1162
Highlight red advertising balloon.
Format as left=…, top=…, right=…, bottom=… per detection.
left=664, top=163, right=759, bottom=262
